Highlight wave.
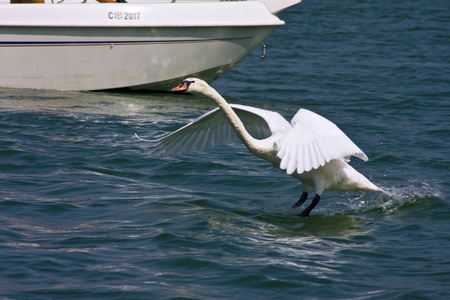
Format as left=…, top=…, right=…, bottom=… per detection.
left=346, top=178, right=445, bottom=215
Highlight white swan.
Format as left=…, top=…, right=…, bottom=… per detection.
left=147, top=78, right=383, bottom=217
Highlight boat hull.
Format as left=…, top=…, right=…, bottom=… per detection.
left=0, top=2, right=285, bottom=91
left=1, top=26, right=277, bottom=91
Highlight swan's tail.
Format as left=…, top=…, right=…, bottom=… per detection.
left=336, top=160, right=385, bottom=194
left=367, top=182, right=386, bottom=194
left=355, top=172, right=385, bottom=194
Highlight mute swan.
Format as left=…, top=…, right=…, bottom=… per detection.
left=146, top=78, right=383, bottom=217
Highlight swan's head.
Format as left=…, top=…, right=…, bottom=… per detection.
left=171, top=78, right=209, bottom=94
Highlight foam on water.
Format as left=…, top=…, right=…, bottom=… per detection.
left=346, top=178, right=445, bottom=216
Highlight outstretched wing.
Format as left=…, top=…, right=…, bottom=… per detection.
left=149, top=104, right=288, bottom=156
left=276, top=109, right=368, bottom=175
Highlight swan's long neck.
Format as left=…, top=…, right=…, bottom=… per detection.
left=203, top=87, right=259, bottom=150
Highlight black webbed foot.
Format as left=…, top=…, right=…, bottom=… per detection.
left=297, top=194, right=321, bottom=217
left=291, top=192, right=308, bottom=209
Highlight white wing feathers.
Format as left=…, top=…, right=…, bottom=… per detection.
left=276, top=109, right=368, bottom=175
left=147, top=104, right=368, bottom=176
left=151, top=104, right=285, bottom=156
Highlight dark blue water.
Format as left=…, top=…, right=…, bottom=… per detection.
left=1, top=0, right=449, bottom=299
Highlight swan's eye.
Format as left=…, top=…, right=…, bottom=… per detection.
left=184, top=80, right=195, bottom=87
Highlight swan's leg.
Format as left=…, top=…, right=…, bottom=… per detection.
left=291, top=192, right=308, bottom=209
left=297, top=194, right=321, bottom=217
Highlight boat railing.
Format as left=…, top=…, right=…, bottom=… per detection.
left=1, top=0, right=300, bottom=15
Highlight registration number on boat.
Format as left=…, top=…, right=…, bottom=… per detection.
left=108, top=12, right=141, bottom=20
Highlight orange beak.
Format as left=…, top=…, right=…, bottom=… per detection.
left=171, top=81, right=189, bottom=92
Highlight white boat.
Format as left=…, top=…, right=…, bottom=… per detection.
left=0, top=0, right=300, bottom=91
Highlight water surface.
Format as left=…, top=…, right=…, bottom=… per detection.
left=1, top=0, right=449, bottom=299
